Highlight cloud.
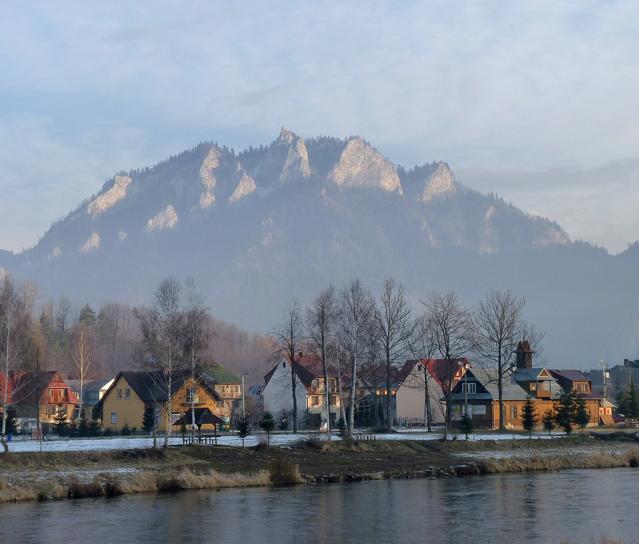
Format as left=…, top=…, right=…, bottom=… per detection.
left=1, top=1, right=639, bottom=250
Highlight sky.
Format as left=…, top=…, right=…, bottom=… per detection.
left=1, top=1, right=639, bottom=252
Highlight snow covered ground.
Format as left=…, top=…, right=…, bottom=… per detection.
left=6, top=430, right=564, bottom=453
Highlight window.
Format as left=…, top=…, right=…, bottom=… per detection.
left=48, top=388, right=54, bottom=401
left=216, top=400, right=224, bottom=407
left=529, top=382, right=536, bottom=391
left=311, top=396, right=321, bottom=407
left=541, top=382, right=550, bottom=391
left=282, top=361, right=286, bottom=368
left=116, top=388, right=123, bottom=400
left=417, top=364, right=423, bottom=371
left=461, top=382, right=476, bottom=395
left=111, top=412, right=117, bottom=425
left=186, top=387, right=198, bottom=403
left=124, top=388, right=131, bottom=400
left=510, top=406, right=517, bottom=420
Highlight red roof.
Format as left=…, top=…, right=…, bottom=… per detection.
left=425, top=358, right=469, bottom=390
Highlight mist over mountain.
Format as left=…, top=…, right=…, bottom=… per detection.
left=1, top=129, right=637, bottom=367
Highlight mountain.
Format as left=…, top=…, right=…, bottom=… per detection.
left=2, top=128, right=638, bottom=367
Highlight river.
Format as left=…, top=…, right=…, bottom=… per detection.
left=1, top=468, right=637, bottom=544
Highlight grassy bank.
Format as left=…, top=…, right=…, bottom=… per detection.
left=0, top=436, right=637, bottom=503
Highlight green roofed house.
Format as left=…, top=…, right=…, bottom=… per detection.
left=200, top=364, right=242, bottom=426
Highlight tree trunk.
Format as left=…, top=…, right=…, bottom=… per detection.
left=385, top=357, right=392, bottom=432
left=348, top=356, right=357, bottom=436
left=291, top=361, right=298, bottom=433
left=164, top=374, right=172, bottom=448
left=498, top=366, right=505, bottom=431
left=424, top=368, right=433, bottom=432
left=337, top=366, right=346, bottom=425
left=322, top=359, right=332, bottom=440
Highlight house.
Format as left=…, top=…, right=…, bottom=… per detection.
left=200, top=364, right=242, bottom=425
left=10, top=371, right=79, bottom=424
left=99, top=369, right=229, bottom=433
left=395, top=359, right=450, bottom=427
left=262, top=354, right=341, bottom=427
left=450, top=367, right=533, bottom=429
left=449, top=342, right=606, bottom=430
left=66, top=378, right=115, bottom=418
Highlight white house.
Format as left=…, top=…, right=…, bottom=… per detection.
left=262, top=354, right=341, bottom=427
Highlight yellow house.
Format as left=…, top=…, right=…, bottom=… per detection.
left=100, top=370, right=229, bottom=433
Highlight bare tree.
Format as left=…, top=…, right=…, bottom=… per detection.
left=410, top=313, right=438, bottom=432
left=71, top=323, right=95, bottom=420
left=137, top=278, right=187, bottom=448
left=55, top=296, right=72, bottom=333
left=473, top=290, right=526, bottom=430
left=273, top=301, right=303, bottom=433
left=422, top=291, right=474, bottom=439
left=184, top=280, right=209, bottom=441
left=0, top=276, right=38, bottom=452
left=338, top=280, right=374, bottom=436
left=373, top=279, right=415, bottom=432
left=518, top=320, right=545, bottom=362
left=306, top=286, right=337, bottom=438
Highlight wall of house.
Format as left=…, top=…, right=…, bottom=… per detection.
left=396, top=367, right=446, bottom=426
left=491, top=398, right=601, bottom=430
left=172, top=377, right=228, bottom=429
left=101, top=376, right=150, bottom=432
left=263, top=362, right=309, bottom=424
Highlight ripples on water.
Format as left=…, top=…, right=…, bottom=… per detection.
left=1, top=468, right=637, bottom=544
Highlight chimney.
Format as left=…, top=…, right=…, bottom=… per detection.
left=515, top=341, right=533, bottom=370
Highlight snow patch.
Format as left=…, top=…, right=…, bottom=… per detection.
left=229, top=170, right=257, bottom=204
left=118, top=231, right=128, bottom=241
left=199, top=147, right=221, bottom=209
left=147, top=205, right=178, bottom=232
left=80, top=232, right=100, bottom=253
left=87, top=175, right=132, bottom=217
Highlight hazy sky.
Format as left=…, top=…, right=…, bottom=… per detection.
left=2, top=1, right=639, bottom=252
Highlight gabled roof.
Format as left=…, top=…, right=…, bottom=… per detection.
left=549, top=369, right=590, bottom=382
left=472, top=368, right=531, bottom=401
left=103, top=370, right=221, bottom=404
left=425, top=358, right=469, bottom=389
left=264, top=355, right=336, bottom=389
left=10, top=371, right=78, bottom=405
left=174, top=408, right=224, bottom=427
left=200, top=364, right=240, bottom=385
left=514, top=367, right=554, bottom=381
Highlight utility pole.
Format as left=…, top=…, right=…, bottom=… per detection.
left=241, top=374, right=246, bottom=420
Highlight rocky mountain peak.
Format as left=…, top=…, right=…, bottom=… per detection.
left=328, top=137, right=403, bottom=194
left=419, top=162, right=459, bottom=203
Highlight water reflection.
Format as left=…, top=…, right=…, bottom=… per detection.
left=0, top=468, right=637, bottom=544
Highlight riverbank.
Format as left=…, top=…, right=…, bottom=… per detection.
left=0, top=434, right=638, bottom=503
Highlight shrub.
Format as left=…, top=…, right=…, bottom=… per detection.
left=121, top=424, right=131, bottom=436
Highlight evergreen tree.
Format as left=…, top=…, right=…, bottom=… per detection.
left=89, top=418, right=101, bottom=437
left=121, top=423, right=131, bottom=436
left=53, top=404, right=68, bottom=437
left=542, top=410, right=555, bottom=435
left=142, top=404, right=155, bottom=433
left=237, top=417, right=251, bottom=447
left=277, top=410, right=289, bottom=432
left=554, top=389, right=577, bottom=434
left=521, top=397, right=538, bottom=439
left=574, top=395, right=590, bottom=432
left=259, top=412, right=276, bottom=445
left=78, top=304, right=97, bottom=328
left=459, top=413, right=473, bottom=439
left=78, top=414, right=89, bottom=437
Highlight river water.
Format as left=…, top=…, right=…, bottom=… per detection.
left=1, top=468, right=638, bottom=544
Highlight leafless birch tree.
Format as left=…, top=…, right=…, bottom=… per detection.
left=338, top=280, right=374, bottom=436
left=71, top=323, right=95, bottom=420
left=138, top=278, right=187, bottom=448
left=410, top=313, right=438, bottom=431
left=373, top=279, right=415, bottom=432
left=306, top=286, right=337, bottom=438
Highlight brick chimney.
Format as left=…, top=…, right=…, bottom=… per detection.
left=515, top=340, right=534, bottom=369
